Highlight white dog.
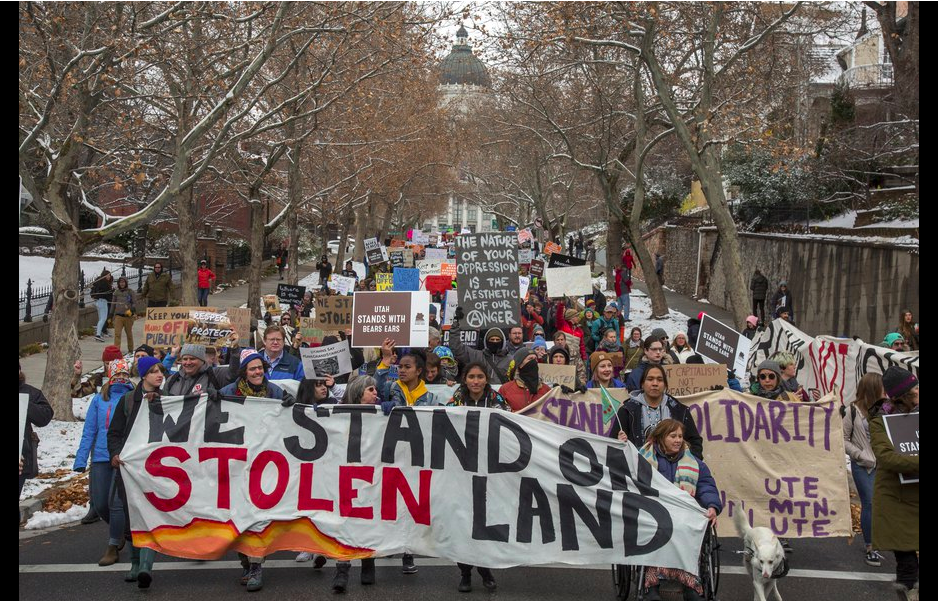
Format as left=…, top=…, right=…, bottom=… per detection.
left=734, top=511, right=786, bottom=601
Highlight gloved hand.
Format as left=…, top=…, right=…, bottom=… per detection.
left=559, top=384, right=576, bottom=395
left=709, top=384, right=724, bottom=391
left=281, top=397, right=296, bottom=408
left=576, top=383, right=588, bottom=394
left=452, top=306, right=464, bottom=323
left=380, top=400, right=396, bottom=415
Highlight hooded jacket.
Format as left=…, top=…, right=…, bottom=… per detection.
left=142, top=270, right=173, bottom=303
left=610, top=391, right=704, bottom=459
left=749, top=271, right=769, bottom=300
left=448, top=321, right=513, bottom=384
left=163, top=360, right=233, bottom=396
left=74, top=380, right=135, bottom=466
left=869, top=402, right=918, bottom=552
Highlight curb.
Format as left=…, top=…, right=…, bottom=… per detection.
left=19, top=496, right=43, bottom=525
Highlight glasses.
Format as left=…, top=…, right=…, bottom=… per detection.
left=266, top=338, right=284, bottom=343
left=758, top=373, right=777, bottom=381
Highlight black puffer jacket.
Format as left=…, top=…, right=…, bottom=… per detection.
left=749, top=272, right=769, bottom=300
left=20, top=382, right=54, bottom=479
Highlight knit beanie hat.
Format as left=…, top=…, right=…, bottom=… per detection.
left=882, top=366, right=918, bottom=399
left=564, top=308, right=579, bottom=322
left=590, top=352, right=612, bottom=373
left=533, top=324, right=546, bottom=338
left=102, top=345, right=123, bottom=363
left=532, top=336, right=548, bottom=351
left=697, top=312, right=706, bottom=321
left=239, top=348, right=265, bottom=370
left=108, top=359, right=131, bottom=381
left=756, top=360, right=783, bottom=380
left=882, top=332, right=905, bottom=348
left=746, top=315, right=758, bottom=327
left=136, top=356, right=163, bottom=377
left=650, top=327, right=668, bottom=341
left=484, top=327, right=505, bottom=342
left=509, top=347, right=536, bottom=379
left=585, top=299, right=596, bottom=308
left=180, top=343, right=207, bottom=363
left=134, top=344, right=155, bottom=357
left=549, top=346, right=570, bottom=363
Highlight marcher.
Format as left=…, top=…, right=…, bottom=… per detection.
left=635, top=419, right=721, bottom=601
left=340, top=260, right=358, bottom=282
left=73, top=359, right=132, bottom=566
left=91, top=269, right=113, bottom=341
left=882, top=332, right=909, bottom=353
left=196, top=259, right=216, bottom=307
left=555, top=299, right=588, bottom=361
left=276, top=245, right=288, bottom=280
left=686, top=312, right=703, bottom=350
left=586, top=239, right=596, bottom=271
left=259, top=325, right=305, bottom=380
left=550, top=331, right=587, bottom=386
left=750, top=269, right=769, bottom=325
left=111, top=276, right=136, bottom=353
left=449, top=308, right=513, bottom=384
left=625, top=336, right=673, bottom=392
left=432, top=346, right=459, bottom=383
left=769, top=280, right=793, bottom=323
left=742, top=315, right=759, bottom=340
left=504, top=325, right=526, bottom=356
left=376, top=340, right=432, bottom=411
left=316, top=254, right=333, bottom=291
left=842, top=373, right=886, bottom=567
left=621, top=245, right=635, bottom=279
left=141, top=262, right=172, bottom=308
left=591, top=304, right=620, bottom=347
left=770, top=351, right=821, bottom=401
left=869, top=366, right=919, bottom=600
left=614, top=265, right=631, bottom=321
left=611, top=364, right=704, bottom=458
left=623, top=327, right=644, bottom=373
left=162, top=343, right=236, bottom=396
left=19, top=362, right=54, bottom=502
left=521, top=301, right=544, bottom=341
left=574, top=232, right=584, bottom=258
left=586, top=352, right=626, bottom=389
left=498, top=348, right=552, bottom=412
left=749, top=360, right=801, bottom=403
left=895, top=309, right=919, bottom=351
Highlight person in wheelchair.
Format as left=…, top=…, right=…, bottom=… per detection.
left=638, top=418, right=722, bottom=601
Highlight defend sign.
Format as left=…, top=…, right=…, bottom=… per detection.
left=120, top=397, right=708, bottom=570
left=351, top=291, right=430, bottom=348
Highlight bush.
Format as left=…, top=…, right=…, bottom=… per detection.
left=19, top=343, right=43, bottom=357
left=78, top=327, right=95, bottom=337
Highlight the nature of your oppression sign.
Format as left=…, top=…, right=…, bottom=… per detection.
left=351, top=291, right=430, bottom=348
left=119, top=397, right=708, bottom=570
left=455, top=233, right=520, bottom=331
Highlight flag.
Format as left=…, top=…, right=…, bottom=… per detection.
left=600, top=385, right=621, bottom=425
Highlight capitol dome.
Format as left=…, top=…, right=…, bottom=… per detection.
left=438, top=25, right=491, bottom=88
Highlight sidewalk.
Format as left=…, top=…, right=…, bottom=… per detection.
left=630, top=279, right=736, bottom=326
left=20, top=262, right=317, bottom=389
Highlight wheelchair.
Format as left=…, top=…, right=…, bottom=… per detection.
left=612, top=524, right=720, bottom=600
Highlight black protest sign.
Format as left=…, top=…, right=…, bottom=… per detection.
left=276, top=284, right=306, bottom=305
left=694, top=314, right=742, bottom=368
left=442, top=328, right=479, bottom=347
left=547, top=252, right=586, bottom=268
left=364, top=237, right=387, bottom=266
left=529, top=259, right=545, bottom=277
left=455, top=233, right=520, bottom=330
left=882, top=413, right=919, bottom=483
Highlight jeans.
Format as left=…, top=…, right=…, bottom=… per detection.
left=90, top=462, right=125, bottom=546
left=618, top=294, right=630, bottom=320
left=95, top=298, right=109, bottom=336
left=197, top=287, right=210, bottom=307
left=850, top=461, right=875, bottom=546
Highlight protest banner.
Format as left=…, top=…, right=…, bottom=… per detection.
left=679, top=389, right=853, bottom=538
left=298, top=317, right=329, bottom=346
left=120, top=396, right=707, bottom=571
left=695, top=314, right=749, bottom=377
left=442, top=289, right=458, bottom=327
left=547, top=252, right=587, bottom=268
left=518, top=249, right=534, bottom=265
left=440, top=262, right=457, bottom=278
left=545, top=266, right=592, bottom=298
left=516, top=386, right=630, bottom=437
left=663, top=364, right=727, bottom=396
left=276, top=284, right=306, bottom=306
left=538, top=364, right=577, bottom=389
left=351, top=291, right=430, bottom=348
left=300, top=340, right=353, bottom=378
left=425, top=248, right=448, bottom=263
left=19, top=393, right=28, bottom=460
left=517, top=228, right=533, bottom=244
left=262, top=294, right=281, bottom=316
left=529, top=259, right=545, bottom=277
left=544, top=241, right=562, bottom=255
left=455, top=233, right=520, bottom=330
left=882, top=413, right=919, bottom=483
left=328, top=275, right=356, bottom=296
left=315, top=296, right=353, bottom=332
left=364, top=238, right=387, bottom=266
left=425, top=275, right=453, bottom=296
left=441, top=327, right=478, bottom=348
left=393, top=267, right=420, bottom=292
left=747, top=319, right=920, bottom=407
left=376, top=273, right=393, bottom=291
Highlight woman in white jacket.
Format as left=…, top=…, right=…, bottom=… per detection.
left=670, top=332, right=695, bottom=364
left=843, top=373, right=886, bottom=567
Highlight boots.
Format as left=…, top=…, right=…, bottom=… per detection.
left=81, top=505, right=100, bottom=525
left=333, top=562, right=350, bottom=593
left=246, top=563, right=263, bottom=592
left=137, top=547, right=156, bottom=589
left=239, top=554, right=251, bottom=585
left=401, top=554, right=417, bottom=574
left=98, top=544, right=119, bottom=567
left=644, top=585, right=662, bottom=601
left=477, top=567, right=497, bottom=591
left=360, top=559, right=376, bottom=585
left=457, top=564, right=472, bottom=592
left=125, top=545, right=141, bottom=582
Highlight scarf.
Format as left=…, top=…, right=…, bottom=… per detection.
left=599, top=340, right=622, bottom=353
left=237, top=378, right=269, bottom=397
left=751, top=382, right=785, bottom=400
left=628, top=339, right=642, bottom=349
left=636, top=393, right=671, bottom=438
left=638, top=442, right=700, bottom=496
left=396, top=379, right=428, bottom=406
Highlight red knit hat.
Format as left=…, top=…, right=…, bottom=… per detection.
left=102, top=345, right=123, bottom=363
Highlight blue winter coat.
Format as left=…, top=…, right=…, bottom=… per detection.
left=375, top=365, right=434, bottom=414
left=74, top=381, right=135, bottom=467
left=591, top=316, right=620, bottom=344
left=653, top=446, right=723, bottom=513
left=586, top=378, right=626, bottom=389
left=219, top=379, right=288, bottom=400
left=264, top=350, right=305, bottom=381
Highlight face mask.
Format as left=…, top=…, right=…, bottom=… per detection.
left=486, top=340, right=502, bottom=354
left=518, top=360, right=540, bottom=394
left=441, top=364, right=458, bottom=381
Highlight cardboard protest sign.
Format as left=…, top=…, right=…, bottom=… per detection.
left=416, top=260, right=441, bottom=288
left=392, top=267, right=420, bottom=292
left=298, top=317, right=328, bottom=346
left=390, top=238, right=406, bottom=248
left=328, top=275, right=356, bottom=296
left=548, top=252, right=587, bottom=268
left=695, top=314, right=749, bottom=377
left=315, top=296, right=353, bottom=332
left=376, top=273, right=393, bottom=291
left=455, top=233, right=520, bottom=331
left=184, top=309, right=242, bottom=348
left=538, top=364, right=577, bottom=388
left=401, top=248, right=414, bottom=267
left=529, top=259, right=545, bottom=277
left=545, top=265, right=592, bottom=298
left=679, top=389, right=853, bottom=538
left=440, top=262, right=457, bottom=278
left=364, top=237, right=387, bottom=266
left=276, top=284, right=306, bottom=306
left=300, top=340, right=353, bottom=378
left=261, top=295, right=281, bottom=316
left=518, top=249, right=534, bottom=265
left=351, top=291, right=430, bottom=348
left=425, top=248, right=448, bottom=262
left=663, top=364, right=727, bottom=396
left=144, top=307, right=197, bottom=348
left=563, top=331, right=581, bottom=354
left=425, top=275, right=453, bottom=296
left=882, top=413, right=920, bottom=483
left=544, top=241, right=562, bottom=255
left=412, top=231, right=430, bottom=245
left=120, top=396, right=708, bottom=570
left=517, top=228, right=533, bottom=244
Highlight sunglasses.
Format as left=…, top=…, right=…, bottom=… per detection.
left=758, top=373, right=777, bottom=381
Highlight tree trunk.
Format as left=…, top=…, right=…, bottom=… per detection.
left=606, top=207, right=622, bottom=271
left=176, top=187, right=198, bottom=306
left=352, top=202, right=366, bottom=262
left=287, top=208, right=299, bottom=286
left=335, top=207, right=353, bottom=268
left=247, top=197, right=266, bottom=320
left=43, top=228, right=84, bottom=421
left=287, top=141, right=302, bottom=286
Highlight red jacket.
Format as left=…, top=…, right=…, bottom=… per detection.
left=197, top=267, right=216, bottom=289
left=521, top=307, right=544, bottom=340
left=500, top=381, right=552, bottom=412
left=621, top=249, right=634, bottom=270
left=555, top=303, right=587, bottom=360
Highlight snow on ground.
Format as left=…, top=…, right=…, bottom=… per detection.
left=19, top=255, right=134, bottom=290
left=20, top=419, right=86, bottom=502
left=812, top=210, right=919, bottom=230
left=25, top=503, right=88, bottom=530
left=593, top=275, right=692, bottom=339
